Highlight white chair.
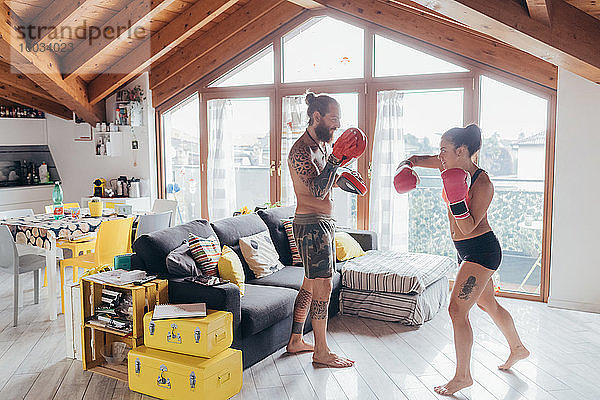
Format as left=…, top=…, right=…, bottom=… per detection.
left=0, top=225, right=46, bottom=326
left=152, top=199, right=179, bottom=226
left=0, top=208, right=34, bottom=219
left=135, top=211, right=173, bottom=241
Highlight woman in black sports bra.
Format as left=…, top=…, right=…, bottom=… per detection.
left=403, top=124, right=529, bottom=396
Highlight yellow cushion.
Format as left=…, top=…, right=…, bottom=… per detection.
left=335, top=232, right=365, bottom=261
left=217, top=245, right=245, bottom=296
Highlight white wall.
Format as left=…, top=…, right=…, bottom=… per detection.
left=549, top=69, right=600, bottom=313
left=46, top=73, right=157, bottom=205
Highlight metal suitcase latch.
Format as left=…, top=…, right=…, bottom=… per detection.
left=134, top=358, right=141, bottom=374
left=194, top=327, right=201, bottom=343
left=157, top=364, right=171, bottom=389
left=149, top=320, right=155, bottom=335
left=189, top=371, right=196, bottom=389
left=167, top=323, right=182, bottom=344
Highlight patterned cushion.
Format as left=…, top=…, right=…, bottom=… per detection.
left=239, top=231, right=285, bottom=279
left=188, top=233, right=221, bottom=276
left=281, top=218, right=302, bottom=266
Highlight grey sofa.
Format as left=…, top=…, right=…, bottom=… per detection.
left=131, top=206, right=377, bottom=368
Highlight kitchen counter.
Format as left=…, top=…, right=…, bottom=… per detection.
left=0, top=184, right=54, bottom=213
left=80, top=196, right=151, bottom=212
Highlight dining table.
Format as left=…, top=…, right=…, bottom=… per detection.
left=0, top=209, right=143, bottom=320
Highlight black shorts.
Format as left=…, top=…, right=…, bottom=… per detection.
left=454, top=231, right=502, bottom=271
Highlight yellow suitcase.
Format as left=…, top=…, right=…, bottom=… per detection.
left=144, top=309, right=233, bottom=358
left=128, top=346, right=242, bottom=400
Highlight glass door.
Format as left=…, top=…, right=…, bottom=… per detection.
left=206, top=97, right=271, bottom=220
left=369, top=88, right=464, bottom=252
left=161, top=94, right=201, bottom=223
left=479, top=75, right=549, bottom=295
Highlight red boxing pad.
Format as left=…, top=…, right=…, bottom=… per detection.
left=337, top=168, right=368, bottom=196
left=394, top=164, right=420, bottom=194
left=332, top=127, right=368, bottom=166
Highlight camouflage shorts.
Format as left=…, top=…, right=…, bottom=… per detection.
left=293, top=214, right=336, bottom=279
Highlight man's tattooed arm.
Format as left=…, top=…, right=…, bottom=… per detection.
left=289, top=142, right=339, bottom=200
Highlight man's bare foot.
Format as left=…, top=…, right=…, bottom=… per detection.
left=434, top=376, right=473, bottom=396
left=312, top=351, right=354, bottom=368
left=286, top=339, right=314, bottom=354
left=498, top=345, right=530, bottom=370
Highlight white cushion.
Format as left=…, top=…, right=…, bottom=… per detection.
left=239, top=231, right=284, bottom=279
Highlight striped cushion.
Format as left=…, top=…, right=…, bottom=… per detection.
left=188, top=234, right=221, bottom=276
left=281, top=218, right=302, bottom=266
left=342, top=250, right=455, bottom=294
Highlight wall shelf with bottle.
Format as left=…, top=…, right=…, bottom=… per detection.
left=114, top=87, right=144, bottom=127
left=93, top=127, right=125, bottom=157
left=0, top=105, right=45, bottom=119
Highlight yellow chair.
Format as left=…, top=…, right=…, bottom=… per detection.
left=45, top=202, right=81, bottom=214
left=43, top=202, right=96, bottom=287
left=58, top=217, right=134, bottom=313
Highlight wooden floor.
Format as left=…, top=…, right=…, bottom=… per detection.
left=1, top=269, right=599, bottom=400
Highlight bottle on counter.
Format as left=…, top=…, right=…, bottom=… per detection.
left=39, top=161, right=49, bottom=183
left=52, top=181, right=64, bottom=220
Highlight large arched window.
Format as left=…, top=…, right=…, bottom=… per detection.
left=158, top=11, right=555, bottom=301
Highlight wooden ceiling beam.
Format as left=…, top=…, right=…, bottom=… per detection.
left=312, top=0, right=557, bottom=88
left=150, top=0, right=284, bottom=89
left=152, top=2, right=305, bottom=106
left=0, top=81, right=73, bottom=119
left=62, top=0, right=179, bottom=78
left=0, top=4, right=105, bottom=123
left=405, top=0, right=600, bottom=83
left=286, top=0, right=324, bottom=8
left=526, top=0, right=552, bottom=26
left=86, top=0, right=239, bottom=105
left=28, top=0, right=98, bottom=46
left=0, top=61, right=59, bottom=103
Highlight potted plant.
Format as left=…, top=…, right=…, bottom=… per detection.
left=129, top=85, right=145, bottom=127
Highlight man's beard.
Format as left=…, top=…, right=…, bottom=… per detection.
left=315, top=121, right=333, bottom=143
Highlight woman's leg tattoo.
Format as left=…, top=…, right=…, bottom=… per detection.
left=458, top=276, right=477, bottom=300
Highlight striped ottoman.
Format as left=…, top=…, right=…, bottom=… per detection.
left=339, top=251, right=455, bottom=325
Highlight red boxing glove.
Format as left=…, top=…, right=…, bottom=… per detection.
left=336, top=168, right=367, bottom=196
left=394, top=160, right=419, bottom=194
left=330, top=128, right=367, bottom=166
left=441, top=168, right=470, bottom=219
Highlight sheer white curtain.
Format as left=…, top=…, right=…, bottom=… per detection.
left=208, top=99, right=237, bottom=220
left=281, top=95, right=308, bottom=206
left=369, top=90, right=408, bottom=250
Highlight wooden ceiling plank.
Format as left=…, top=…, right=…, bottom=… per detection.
left=0, top=61, right=58, bottom=102
left=149, top=0, right=284, bottom=89
left=526, top=0, right=552, bottom=26
left=152, top=2, right=305, bottom=106
left=0, top=3, right=105, bottom=123
left=286, top=0, right=324, bottom=8
left=0, top=81, right=73, bottom=119
left=86, top=0, right=240, bottom=105
left=62, top=0, right=178, bottom=78
left=29, top=0, right=98, bottom=46
left=406, top=0, right=600, bottom=83
left=311, top=0, right=557, bottom=88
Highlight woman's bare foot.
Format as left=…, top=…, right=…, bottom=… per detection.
left=312, top=351, right=354, bottom=368
left=498, top=345, right=530, bottom=370
left=286, top=339, right=314, bottom=354
left=434, top=376, right=473, bottom=396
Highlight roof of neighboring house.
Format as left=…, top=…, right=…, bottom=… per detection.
left=515, top=132, right=546, bottom=146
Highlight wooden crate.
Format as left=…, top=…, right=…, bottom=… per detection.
left=80, top=277, right=168, bottom=381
